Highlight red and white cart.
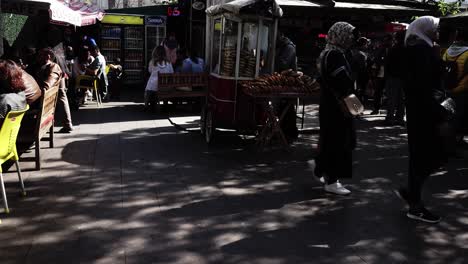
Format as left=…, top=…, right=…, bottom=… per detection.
left=201, top=0, right=318, bottom=145
left=201, top=0, right=281, bottom=143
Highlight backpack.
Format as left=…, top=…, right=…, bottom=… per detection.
left=443, top=51, right=467, bottom=90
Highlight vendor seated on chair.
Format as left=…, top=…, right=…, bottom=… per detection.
left=0, top=60, right=27, bottom=126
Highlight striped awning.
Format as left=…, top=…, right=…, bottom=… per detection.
left=1, top=0, right=105, bottom=26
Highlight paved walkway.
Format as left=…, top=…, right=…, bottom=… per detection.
left=0, top=93, right=467, bottom=264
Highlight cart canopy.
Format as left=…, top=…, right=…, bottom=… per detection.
left=1, top=0, right=105, bottom=26
left=206, top=0, right=283, bottom=17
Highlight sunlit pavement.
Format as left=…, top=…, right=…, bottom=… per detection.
left=0, top=92, right=467, bottom=264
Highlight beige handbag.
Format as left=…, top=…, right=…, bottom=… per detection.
left=321, top=50, right=364, bottom=117
left=342, top=93, right=364, bottom=116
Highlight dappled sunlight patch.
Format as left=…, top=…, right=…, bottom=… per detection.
left=77, top=219, right=121, bottom=231
left=34, top=229, right=77, bottom=244
left=360, top=177, right=391, bottom=184
left=214, top=232, right=247, bottom=247
left=455, top=233, right=468, bottom=249
left=251, top=180, right=290, bottom=191
left=121, top=199, right=157, bottom=208
left=456, top=217, right=468, bottom=225
left=434, top=189, right=468, bottom=199
left=423, top=231, right=451, bottom=245
left=222, top=187, right=255, bottom=196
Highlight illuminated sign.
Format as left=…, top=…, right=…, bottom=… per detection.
left=167, top=7, right=181, bottom=17
left=318, top=34, right=327, bottom=38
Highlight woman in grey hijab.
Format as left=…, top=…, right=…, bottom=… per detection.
left=314, top=22, right=357, bottom=195
left=396, top=16, right=446, bottom=224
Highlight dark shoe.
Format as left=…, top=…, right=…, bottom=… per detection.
left=407, top=207, right=441, bottom=224
left=58, top=126, right=74, bottom=133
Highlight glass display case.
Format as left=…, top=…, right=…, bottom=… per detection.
left=124, top=27, right=144, bottom=82
left=209, top=15, right=275, bottom=80
left=101, top=25, right=122, bottom=65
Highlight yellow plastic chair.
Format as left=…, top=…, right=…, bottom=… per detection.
left=75, top=75, right=102, bottom=107
left=0, top=105, right=29, bottom=214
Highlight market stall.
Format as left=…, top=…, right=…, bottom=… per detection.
left=202, top=0, right=319, bottom=146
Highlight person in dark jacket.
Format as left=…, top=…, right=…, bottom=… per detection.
left=396, top=16, right=447, bottom=224
left=351, top=37, right=370, bottom=103
left=384, top=30, right=406, bottom=126
left=275, top=33, right=297, bottom=72
left=314, top=22, right=358, bottom=195
left=371, top=35, right=392, bottom=115
left=275, top=33, right=299, bottom=140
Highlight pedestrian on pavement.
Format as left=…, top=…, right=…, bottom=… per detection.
left=275, top=32, right=299, bottom=141
left=314, top=22, right=358, bottom=195
left=144, top=46, right=174, bottom=112
left=443, top=28, right=468, bottom=149
left=351, top=37, right=370, bottom=104
left=397, top=16, right=448, bottom=224
left=86, top=46, right=108, bottom=102
left=370, top=35, right=392, bottom=115
left=52, top=46, right=74, bottom=133
left=384, top=30, right=406, bottom=126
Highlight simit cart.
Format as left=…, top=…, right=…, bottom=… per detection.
left=201, top=0, right=319, bottom=145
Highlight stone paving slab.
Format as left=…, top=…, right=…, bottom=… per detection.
left=0, top=93, right=467, bottom=264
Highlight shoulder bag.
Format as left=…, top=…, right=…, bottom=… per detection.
left=322, top=50, right=364, bottom=116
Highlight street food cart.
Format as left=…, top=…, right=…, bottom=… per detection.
left=202, top=0, right=319, bottom=145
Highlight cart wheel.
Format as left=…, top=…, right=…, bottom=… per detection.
left=205, top=109, right=215, bottom=144
left=200, top=107, right=206, bottom=136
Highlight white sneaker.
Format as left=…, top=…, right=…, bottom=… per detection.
left=324, top=181, right=351, bottom=195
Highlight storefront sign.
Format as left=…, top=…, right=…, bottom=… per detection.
left=102, top=15, right=144, bottom=25
left=146, top=16, right=166, bottom=26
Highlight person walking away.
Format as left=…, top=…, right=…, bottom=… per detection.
left=384, top=31, right=406, bottom=126
left=144, top=46, right=174, bottom=112
left=86, top=46, right=108, bottom=101
left=443, top=28, right=468, bottom=149
left=371, top=35, right=392, bottom=115
left=275, top=32, right=299, bottom=141
left=397, top=16, right=449, bottom=223
left=314, top=22, right=358, bottom=195
left=52, top=45, right=74, bottom=133
left=351, top=37, right=370, bottom=104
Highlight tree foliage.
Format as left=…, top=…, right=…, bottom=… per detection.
left=436, top=0, right=463, bottom=16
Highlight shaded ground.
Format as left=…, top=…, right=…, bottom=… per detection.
left=0, top=91, right=467, bottom=264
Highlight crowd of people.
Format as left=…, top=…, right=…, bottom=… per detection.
left=313, top=16, right=468, bottom=224
left=0, top=24, right=122, bottom=145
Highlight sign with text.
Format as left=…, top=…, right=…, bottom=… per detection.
left=146, top=16, right=166, bottom=26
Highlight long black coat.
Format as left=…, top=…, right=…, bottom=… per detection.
left=404, top=42, right=448, bottom=175
left=318, top=50, right=356, bottom=179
